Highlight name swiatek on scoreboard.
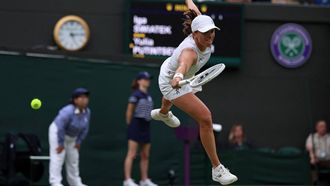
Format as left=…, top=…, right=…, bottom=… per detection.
left=131, top=15, right=175, bottom=57
left=131, top=15, right=214, bottom=57
left=128, top=1, right=242, bottom=60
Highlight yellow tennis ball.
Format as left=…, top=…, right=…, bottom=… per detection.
left=31, top=98, right=42, bottom=110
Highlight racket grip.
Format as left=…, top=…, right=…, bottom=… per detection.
left=178, top=80, right=188, bottom=87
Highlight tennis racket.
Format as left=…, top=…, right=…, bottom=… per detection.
left=178, top=63, right=225, bottom=88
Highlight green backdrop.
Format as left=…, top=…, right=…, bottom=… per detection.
left=0, top=53, right=311, bottom=185
left=0, top=53, right=186, bottom=185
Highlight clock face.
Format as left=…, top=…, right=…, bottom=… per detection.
left=54, top=16, right=90, bottom=51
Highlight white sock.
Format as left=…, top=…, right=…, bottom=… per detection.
left=213, top=164, right=223, bottom=170
left=159, top=112, right=168, bottom=117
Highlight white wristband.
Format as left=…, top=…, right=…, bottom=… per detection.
left=173, top=73, right=184, bottom=80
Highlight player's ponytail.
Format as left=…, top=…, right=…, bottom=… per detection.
left=131, top=79, right=139, bottom=90
left=182, top=9, right=198, bottom=36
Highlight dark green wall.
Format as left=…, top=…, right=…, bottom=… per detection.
left=1, top=1, right=330, bottom=185
left=0, top=54, right=187, bottom=185
left=0, top=52, right=315, bottom=185
left=200, top=5, right=330, bottom=149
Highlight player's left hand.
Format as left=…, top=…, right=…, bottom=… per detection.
left=75, top=144, right=81, bottom=150
left=171, top=78, right=181, bottom=89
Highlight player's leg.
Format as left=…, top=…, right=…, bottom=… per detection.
left=159, top=97, right=172, bottom=115
left=151, top=96, right=180, bottom=128
left=172, top=93, right=220, bottom=167
left=49, top=123, right=65, bottom=186
left=124, top=140, right=139, bottom=181
left=172, top=93, right=238, bottom=185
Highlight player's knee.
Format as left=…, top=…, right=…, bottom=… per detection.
left=198, top=110, right=212, bottom=129
left=200, top=122, right=213, bottom=131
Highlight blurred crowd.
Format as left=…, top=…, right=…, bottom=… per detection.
left=226, top=123, right=254, bottom=150
left=222, top=0, right=330, bottom=5
left=221, top=120, right=330, bottom=185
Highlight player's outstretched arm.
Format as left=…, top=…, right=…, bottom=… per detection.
left=185, top=0, right=201, bottom=15
left=171, top=48, right=197, bottom=88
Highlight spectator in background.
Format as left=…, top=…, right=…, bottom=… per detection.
left=314, top=0, right=330, bottom=5
left=306, top=120, right=330, bottom=185
left=306, top=120, right=330, bottom=164
left=227, top=123, right=253, bottom=150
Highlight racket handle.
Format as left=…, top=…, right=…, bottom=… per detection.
left=178, top=79, right=189, bottom=87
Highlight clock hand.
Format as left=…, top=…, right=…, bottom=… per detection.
left=72, top=36, right=80, bottom=46
left=70, top=32, right=84, bottom=37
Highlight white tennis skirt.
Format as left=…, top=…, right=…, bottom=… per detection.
left=158, top=61, right=202, bottom=101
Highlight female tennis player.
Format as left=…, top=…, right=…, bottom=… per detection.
left=123, top=72, right=157, bottom=186
left=151, top=0, right=238, bottom=185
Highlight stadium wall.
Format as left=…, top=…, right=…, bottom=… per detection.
left=0, top=1, right=330, bottom=185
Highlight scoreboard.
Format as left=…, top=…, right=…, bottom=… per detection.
left=126, top=0, right=243, bottom=66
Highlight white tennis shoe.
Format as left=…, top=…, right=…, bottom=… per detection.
left=212, top=164, right=238, bottom=185
left=139, top=178, right=158, bottom=186
left=123, top=178, right=139, bottom=186
left=151, top=109, right=180, bottom=128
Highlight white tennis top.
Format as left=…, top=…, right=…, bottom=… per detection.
left=159, top=34, right=212, bottom=81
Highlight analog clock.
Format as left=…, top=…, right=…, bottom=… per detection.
left=53, top=15, right=90, bottom=51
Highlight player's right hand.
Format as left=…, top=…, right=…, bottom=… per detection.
left=171, top=78, right=181, bottom=89
left=56, top=146, right=64, bottom=154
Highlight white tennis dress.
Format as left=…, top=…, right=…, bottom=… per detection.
left=158, top=34, right=212, bottom=100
